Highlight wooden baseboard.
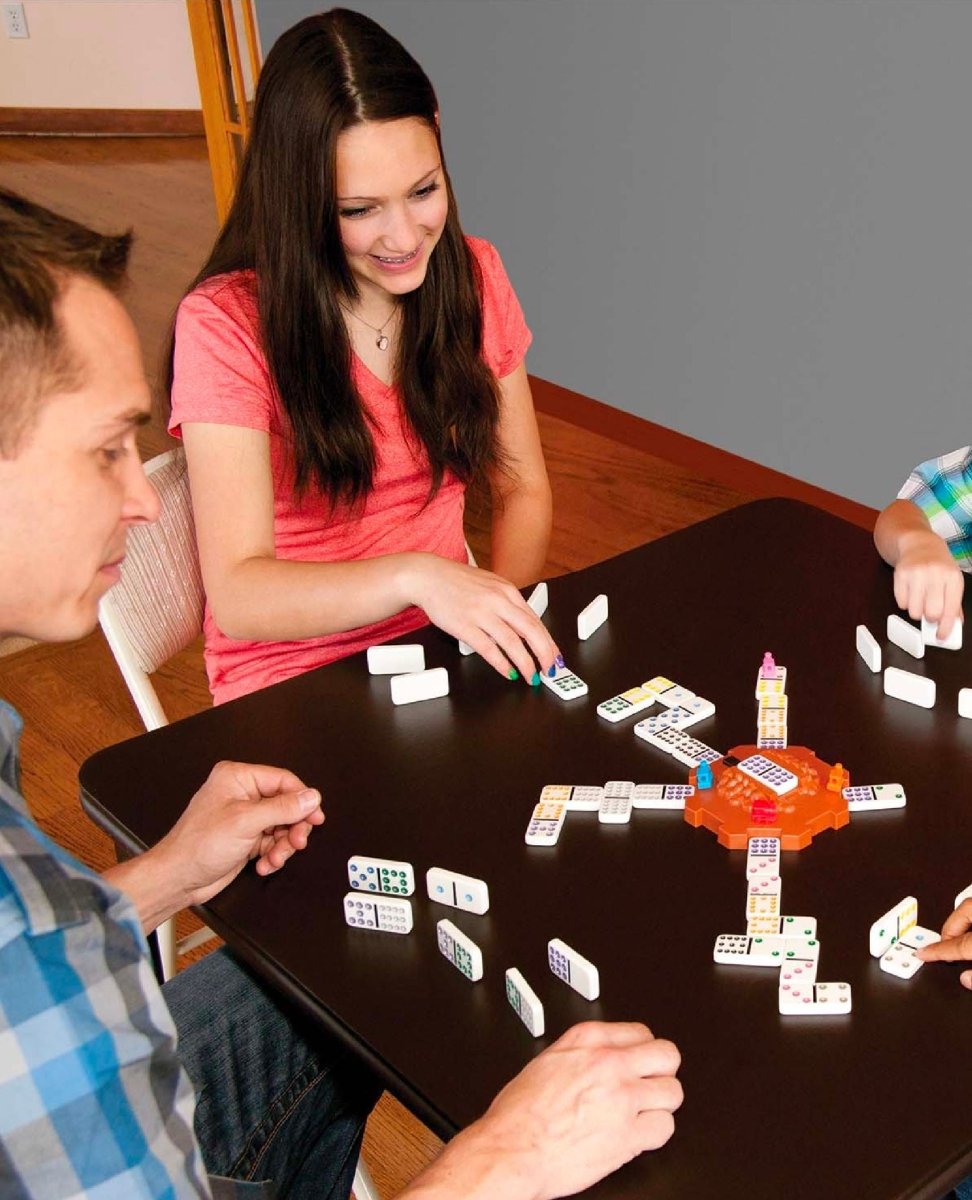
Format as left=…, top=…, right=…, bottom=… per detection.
left=0, top=108, right=204, bottom=136
left=529, top=374, right=877, bottom=532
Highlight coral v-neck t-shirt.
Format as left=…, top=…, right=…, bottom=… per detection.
left=169, top=236, right=531, bottom=703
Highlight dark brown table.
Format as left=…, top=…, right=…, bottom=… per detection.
left=80, top=499, right=972, bottom=1199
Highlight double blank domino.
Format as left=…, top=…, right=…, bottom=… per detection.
left=922, top=614, right=962, bottom=650
left=855, top=625, right=881, bottom=673
left=887, top=615, right=924, bottom=659
left=391, top=667, right=449, bottom=705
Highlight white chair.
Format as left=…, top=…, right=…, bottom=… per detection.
left=98, top=447, right=381, bottom=1200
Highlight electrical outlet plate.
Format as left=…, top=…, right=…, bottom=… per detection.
left=3, top=4, right=29, bottom=38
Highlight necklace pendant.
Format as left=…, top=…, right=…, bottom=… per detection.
left=376, top=334, right=390, bottom=351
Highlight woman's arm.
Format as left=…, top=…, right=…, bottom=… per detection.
left=181, top=421, right=559, bottom=679
left=487, top=362, right=552, bottom=586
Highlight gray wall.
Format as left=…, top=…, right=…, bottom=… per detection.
left=255, top=1, right=972, bottom=508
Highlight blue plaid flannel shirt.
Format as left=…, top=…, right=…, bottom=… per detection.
left=898, top=446, right=972, bottom=571
left=0, top=699, right=212, bottom=1198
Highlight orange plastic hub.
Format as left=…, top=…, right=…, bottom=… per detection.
left=684, top=745, right=849, bottom=851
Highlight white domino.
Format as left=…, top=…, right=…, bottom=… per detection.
left=714, top=934, right=818, bottom=968
left=425, top=867, right=490, bottom=915
left=598, top=790, right=633, bottom=824
left=391, top=666, right=449, bottom=705
left=747, top=875, right=782, bottom=899
left=954, top=883, right=972, bottom=911
left=779, top=981, right=852, bottom=1015
left=681, top=695, right=716, bottom=722
left=754, top=666, right=787, bottom=698
left=344, top=893, right=413, bottom=934
left=577, top=593, right=609, bottom=641
left=526, top=581, right=548, bottom=619
left=746, top=836, right=781, bottom=879
left=855, top=624, right=882, bottom=673
left=436, top=919, right=484, bottom=981
left=757, top=734, right=789, bottom=750
left=880, top=925, right=940, bottom=979
left=597, top=685, right=656, bottom=723
left=541, top=665, right=589, bottom=701
left=642, top=675, right=678, bottom=701
left=367, top=643, right=426, bottom=675
left=525, top=802, right=567, bottom=846
left=960, top=689, right=972, bottom=719
left=548, top=937, right=600, bottom=1000
left=633, top=722, right=688, bottom=752
left=842, top=784, right=906, bottom=812
left=506, top=968, right=545, bottom=1036
left=922, top=614, right=962, bottom=650
left=748, top=915, right=817, bottom=937
left=348, top=855, right=415, bottom=895
left=562, top=785, right=605, bottom=812
left=670, top=736, right=723, bottom=767
left=869, top=896, right=919, bottom=957
left=737, top=754, right=798, bottom=796
left=653, top=684, right=696, bottom=709
left=746, top=891, right=781, bottom=919
left=887, top=614, right=924, bottom=659
left=632, top=783, right=694, bottom=810
left=883, top=666, right=935, bottom=709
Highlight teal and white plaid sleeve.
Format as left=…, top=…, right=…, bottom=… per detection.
left=897, top=446, right=972, bottom=571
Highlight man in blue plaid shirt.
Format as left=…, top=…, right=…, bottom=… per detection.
left=0, top=189, right=682, bottom=1199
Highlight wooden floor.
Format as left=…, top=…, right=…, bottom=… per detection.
left=0, top=136, right=751, bottom=1197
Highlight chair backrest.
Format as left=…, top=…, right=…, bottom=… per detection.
left=98, top=447, right=204, bottom=731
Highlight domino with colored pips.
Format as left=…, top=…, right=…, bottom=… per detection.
left=436, top=919, right=484, bottom=981
left=426, top=866, right=490, bottom=915
left=842, top=784, right=906, bottom=812
left=541, top=664, right=589, bottom=701
left=599, top=782, right=633, bottom=823
left=597, top=685, right=656, bottom=723
left=869, top=896, right=919, bottom=958
left=748, top=915, right=817, bottom=937
left=348, top=855, right=415, bottom=895
left=506, top=968, right=545, bottom=1036
left=561, top=785, right=605, bottom=812
left=737, top=754, right=798, bottom=796
left=577, top=593, right=609, bottom=641
left=525, top=801, right=567, bottom=846
left=755, top=667, right=787, bottom=698
left=670, top=736, right=723, bottom=767
left=367, top=644, right=426, bottom=675
left=548, top=937, right=600, bottom=1000
left=779, top=981, right=852, bottom=1015
left=344, top=893, right=413, bottom=934
left=879, top=925, right=940, bottom=979
left=632, top=783, right=695, bottom=810
left=746, top=836, right=781, bottom=879
left=714, top=935, right=819, bottom=969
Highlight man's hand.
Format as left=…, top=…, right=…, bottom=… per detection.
left=402, top=1021, right=682, bottom=1200
left=918, top=898, right=972, bottom=988
left=105, top=761, right=323, bottom=931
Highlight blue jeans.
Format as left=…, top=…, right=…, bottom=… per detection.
left=164, top=949, right=382, bottom=1199
left=956, top=1179, right=972, bottom=1200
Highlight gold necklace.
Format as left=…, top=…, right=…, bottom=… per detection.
left=339, top=301, right=398, bottom=351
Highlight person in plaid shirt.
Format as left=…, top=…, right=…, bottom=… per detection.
left=0, top=187, right=682, bottom=1199
left=874, top=447, right=971, bottom=640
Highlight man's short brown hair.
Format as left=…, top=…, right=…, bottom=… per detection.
left=0, top=189, right=132, bottom=455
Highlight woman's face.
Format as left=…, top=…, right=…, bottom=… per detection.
left=335, top=117, right=449, bottom=306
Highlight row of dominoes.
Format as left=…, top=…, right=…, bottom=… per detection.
left=507, top=938, right=601, bottom=1037
left=597, top=673, right=716, bottom=728
left=715, top=835, right=852, bottom=1014
left=347, top=857, right=489, bottom=912
left=755, top=653, right=789, bottom=749
left=525, top=780, right=698, bottom=844
left=869, top=895, right=940, bottom=979
left=857, top=618, right=970, bottom=713
left=367, top=644, right=452, bottom=706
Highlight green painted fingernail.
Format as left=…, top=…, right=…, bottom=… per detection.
left=508, top=668, right=519, bottom=681
left=530, top=671, right=541, bottom=687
